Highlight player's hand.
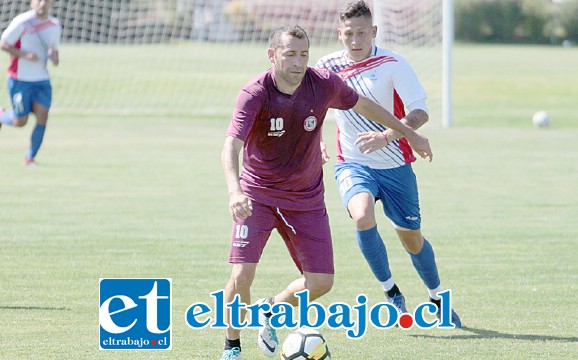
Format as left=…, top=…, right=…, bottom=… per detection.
left=229, top=192, right=253, bottom=221
left=23, top=52, right=39, bottom=61
left=320, top=141, right=330, bottom=165
left=355, top=131, right=390, bottom=154
left=405, top=131, right=433, bottom=162
left=382, top=129, right=402, bottom=144
left=48, top=49, right=59, bottom=66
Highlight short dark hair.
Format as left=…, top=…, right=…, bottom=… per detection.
left=268, top=25, right=310, bottom=49
left=339, top=1, right=372, bottom=22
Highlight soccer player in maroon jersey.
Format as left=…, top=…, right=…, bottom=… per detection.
left=219, top=25, right=432, bottom=360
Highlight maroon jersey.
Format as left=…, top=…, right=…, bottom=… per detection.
left=227, top=67, right=359, bottom=211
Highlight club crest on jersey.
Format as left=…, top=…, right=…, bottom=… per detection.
left=303, top=116, right=317, bottom=132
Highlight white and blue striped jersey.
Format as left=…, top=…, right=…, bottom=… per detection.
left=316, top=46, right=428, bottom=169
left=1, top=10, right=61, bottom=82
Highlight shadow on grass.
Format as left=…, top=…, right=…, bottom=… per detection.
left=410, top=326, right=578, bottom=343
left=0, top=306, right=68, bottom=311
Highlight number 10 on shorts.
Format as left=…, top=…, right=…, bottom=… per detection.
left=233, top=225, right=249, bottom=247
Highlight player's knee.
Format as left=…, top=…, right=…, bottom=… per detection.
left=307, top=277, right=333, bottom=299
left=352, top=211, right=376, bottom=231
left=13, top=117, right=28, bottom=127
left=348, top=193, right=376, bottom=230
left=399, top=231, right=424, bottom=254
left=229, top=269, right=255, bottom=291
left=405, top=242, right=422, bottom=254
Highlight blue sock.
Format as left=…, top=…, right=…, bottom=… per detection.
left=409, top=239, right=441, bottom=290
left=27, top=124, right=46, bottom=159
left=0, top=109, right=15, bottom=125
left=356, top=226, right=392, bottom=282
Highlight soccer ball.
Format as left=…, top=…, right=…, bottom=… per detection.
left=532, top=110, right=551, bottom=127
left=280, top=327, right=331, bottom=360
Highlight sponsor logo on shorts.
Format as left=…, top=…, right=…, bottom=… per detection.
left=232, top=240, right=249, bottom=248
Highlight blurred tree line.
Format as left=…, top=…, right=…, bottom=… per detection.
left=456, top=0, right=578, bottom=44
left=4, top=0, right=576, bottom=45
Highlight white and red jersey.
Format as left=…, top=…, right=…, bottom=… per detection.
left=316, top=46, right=428, bottom=169
left=1, top=10, right=61, bottom=82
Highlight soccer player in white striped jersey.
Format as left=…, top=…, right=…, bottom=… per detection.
left=316, top=0, right=461, bottom=327
left=0, top=0, right=61, bottom=166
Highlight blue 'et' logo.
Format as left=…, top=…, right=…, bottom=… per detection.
left=99, top=278, right=172, bottom=350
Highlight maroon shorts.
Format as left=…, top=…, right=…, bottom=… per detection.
left=228, top=201, right=334, bottom=274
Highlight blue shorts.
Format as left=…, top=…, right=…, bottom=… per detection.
left=8, top=77, right=52, bottom=117
left=335, top=162, right=421, bottom=230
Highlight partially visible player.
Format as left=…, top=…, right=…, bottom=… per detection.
left=219, top=25, right=432, bottom=360
left=316, top=0, right=461, bottom=327
left=0, top=0, right=61, bottom=166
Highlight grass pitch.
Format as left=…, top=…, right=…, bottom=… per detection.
left=0, top=44, right=577, bottom=359
left=1, top=118, right=577, bottom=359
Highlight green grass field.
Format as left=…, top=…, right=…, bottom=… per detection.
left=1, top=44, right=577, bottom=359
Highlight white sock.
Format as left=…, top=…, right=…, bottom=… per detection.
left=380, top=278, right=396, bottom=292
left=428, top=285, right=444, bottom=300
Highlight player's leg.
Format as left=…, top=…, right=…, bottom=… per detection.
left=221, top=262, right=257, bottom=360
left=394, top=228, right=441, bottom=292
left=258, top=215, right=333, bottom=305
left=221, top=202, right=276, bottom=359
left=348, top=192, right=400, bottom=294
left=377, top=165, right=440, bottom=289
left=375, top=165, right=436, bottom=287
left=276, top=206, right=335, bottom=301
left=1, top=78, right=31, bottom=128
left=256, top=207, right=334, bottom=357
left=0, top=111, right=28, bottom=127
left=254, top=270, right=334, bottom=358
left=380, top=164, right=461, bottom=327
left=0, top=78, right=16, bottom=128
left=0, top=108, right=18, bottom=128
left=25, top=102, right=48, bottom=166
left=335, top=163, right=406, bottom=312
left=25, top=81, right=52, bottom=165
left=271, top=272, right=334, bottom=306
left=396, top=228, right=461, bottom=327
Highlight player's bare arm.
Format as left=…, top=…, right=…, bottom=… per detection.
left=48, top=48, right=59, bottom=66
left=356, top=109, right=429, bottom=154
left=320, top=141, right=331, bottom=165
left=221, top=136, right=253, bottom=221
left=320, top=131, right=330, bottom=165
left=352, top=95, right=433, bottom=161
left=0, top=39, right=39, bottom=61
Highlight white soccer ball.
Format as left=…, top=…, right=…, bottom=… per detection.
left=280, top=327, right=331, bottom=360
left=532, top=110, right=551, bottom=127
